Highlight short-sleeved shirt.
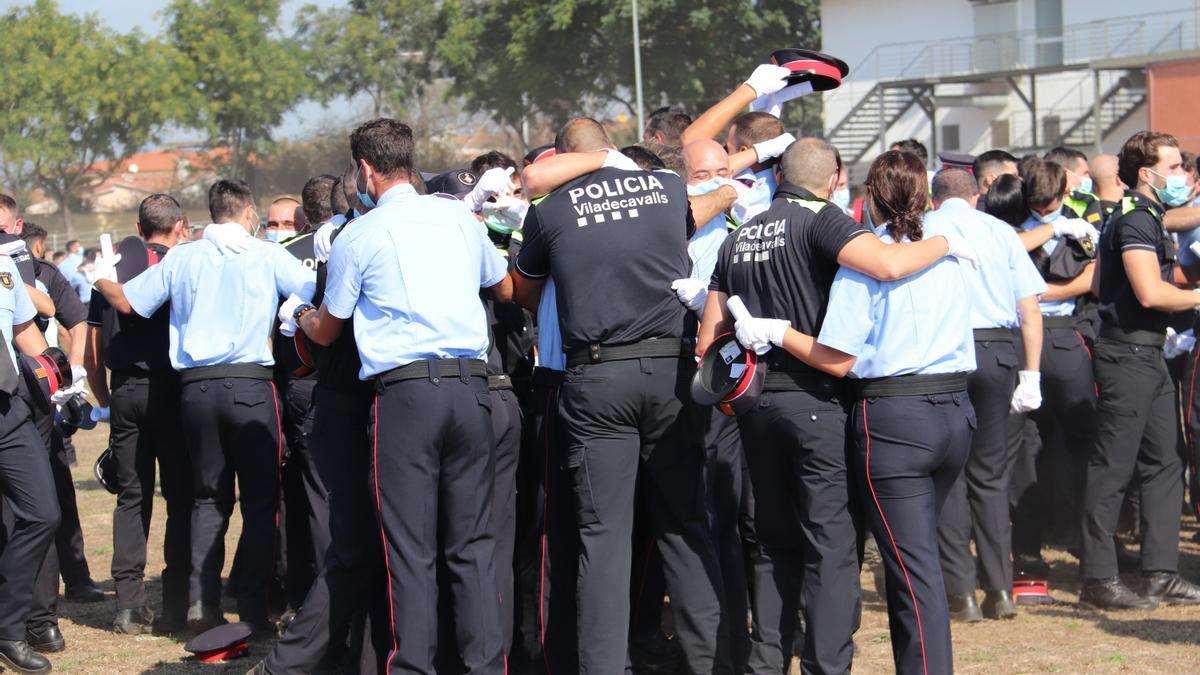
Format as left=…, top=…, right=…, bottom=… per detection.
left=1019, top=212, right=1083, bottom=317
left=33, top=258, right=87, bottom=331
left=124, top=231, right=316, bottom=370
left=0, top=255, right=37, bottom=375
left=536, top=278, right=565, bottom=371
left=324, top=183, right=508, bottom=379
left=926, top=199, right=1046, bottom=329
left=709, top=183, right=870, bottom=339
left=1097, top=191, right=1173, bottom=334
left=685, top=180, right=732, bottom=283
left=516, top=167, right=695, bottom=350
left=87, top=242, right=172, bottom=373
left=818, top=220, right=976, bottom=378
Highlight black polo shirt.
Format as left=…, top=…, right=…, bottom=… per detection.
left=273, top=231, right=321, bottom=382
left=34, top=257, right=87, bottom=332
left=1097, top=191, right=1172, bottom=335
left=710, top=183, right=870, bottom=337
left=86, top=243, right=171, bottom=373
left=516, top=167, right=694, bottom=350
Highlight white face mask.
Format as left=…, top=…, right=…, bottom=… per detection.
left=264, top=228, right=295, bottom=243
left=831, top=188, right=851, bottom=212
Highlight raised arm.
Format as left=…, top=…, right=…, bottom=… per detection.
left=836, top=233, right=952, bottom=282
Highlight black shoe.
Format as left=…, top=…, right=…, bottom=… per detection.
left=113, top=606, right=155, bottom=635
left=186, top=601, right=227, bottom=633
left=24, top=625, right=65, bottom=653
left=152, top=609, right=186, bottom=636
left=1139, top=573, right=1200, bottom=606
left=275, top=609, right=297, bottom=634
left=948, top=592, right=983, bottom=622
left=1079, top=577, right=1158, bottom=610
left=0, top=640, right=51, bottom=674
left=1115, top=540, right=1141, bottom=573
left=981, top=590, right=1018, bottom=619
left=1014, top=554, right=1050, bottom=579
left=64, top=581, right=105, bottom=603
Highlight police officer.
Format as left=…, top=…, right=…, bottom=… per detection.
left=290, top=118, right=507, bottom=674
left=95, top=179, right=316, bottom=632
left=927, top=170, right=1046, bottom=622
left=1045, top=147, right=1104, bottom=225
left=698, top=138, right=975, bottom=674
left=84, top=194, right=191, bottom=635
left=0, top=247, right=61, bottom=675
left=1080, top=130, right=1200, bottom=609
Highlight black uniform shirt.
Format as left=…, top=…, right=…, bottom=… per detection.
left=710, top=183, right=870, bottom=339
left=516, top=167, right=695, bottom=351
left=1097, top=190, right=1172, bottom=334
left=273, top=231, right=321, bottom=382
left=312, top=220, right=372, bottom=399
left=486, top=238, right=534, bottom=377
left=34, top=257, right=87, bottom=332
left=87, top=243, right=172, bottom=373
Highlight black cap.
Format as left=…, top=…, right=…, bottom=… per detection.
left=769, top=48, right=850, bottom=92
left=426, top=170, right=479, bottom=199
left=691, top=332, right=766, bottom=416
left=17, top=346, right=71, bottom=415
left=938, top=151, right=976, bottom=172
left=524, top=145, right=556, bottom=165
left=94, top=446, right=118, bottom=495
left=184, top=621, right=251, bottom=662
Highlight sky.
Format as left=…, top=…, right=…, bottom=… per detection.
left=0, top=0, right=350, bottom=139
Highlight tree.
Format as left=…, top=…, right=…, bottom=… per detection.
left=0, top=0, right=185, bottom=231
left=438, top=0, right=822, bottom=135
left=163, top=0, right=308, bottom=179
left=295, top=0, right=441, bottom=119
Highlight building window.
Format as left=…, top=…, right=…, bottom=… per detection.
left=942, top=124, right=961, bottom=152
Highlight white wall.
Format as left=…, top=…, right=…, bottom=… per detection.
left=820, top=0, right=974, bottom=76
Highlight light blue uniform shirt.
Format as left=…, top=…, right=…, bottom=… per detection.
left=818, top=219, right=976, bottom=378
left=324, top=184, right=509, bottom=379
left=927, top=199, right=1047, bottom=329
left=536, top=278, right=565, bottom=371
left=0, top=255, right=37, bottom=374
left=684, top=181, right=731, bottom=283
left=1019, top=213, right=1076, bottom=317
left=735, top=167, right=778, bottom=197
left=124, top=231, right=316, bottom=370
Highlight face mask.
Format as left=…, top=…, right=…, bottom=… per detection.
left=1077, top=177, right=1093, bottom=194
left=686, top=178, right=725, bottom=197
left=1149, top=170, right=1190, bottom=207
left=831, top=188, right=851, bottom=212
left=264, top=229, right=295, bottom=243
left=1032, top=210, right=1058, bottom=225
left=357, top=190, right=376, bottom=210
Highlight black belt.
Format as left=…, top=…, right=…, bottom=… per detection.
left=488, top=374, right=513, bottom=390
left=565, top=338, right=687, bottom=368
left=180, top=363, right=273, bottom=384
left=973, top=327, right=1015, bottom=342
left=532, top=366, right=565, bottom=388
left=1042, top=316, right=1078, bottom=329
left=851, top=372, right=968, bottom=399
left=1099, top=325, right=1165, bottom=348
left=763, top=369, right=842, bottom=394
left=375, top=358, right=488, bottom=389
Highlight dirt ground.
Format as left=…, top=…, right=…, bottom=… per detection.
left=33, top=426, right=1200, bottom=673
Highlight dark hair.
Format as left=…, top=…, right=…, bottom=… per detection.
left=138, top=193, right=183, bottom=237
left=471, top=150, right=518, bottom=175
left=984, top=174, right=1028, bottom=227
left=0, top=193, right=15, bottom=214
left=731, top=111, right=784, bottom=149
left=1183, top=150, right=1197, bottom=173
left=208, top=179, right=255, bottom=223
left=1043, top=146, right=1088, bottom=171
left=866, top=150, right=928, bottom=241
left=891, top=138, right=929, bottom=164
left=973, top=149, right=1017, bottom=178
left=644, top=109, right=692, bottom=145
left=66, top=239, right=79, bottom=249
left=329, top=177, right=349, bottom=216
left=350, top=118, right=415, bottom=179
left=619, top=145, right=665, bottom=171
left=301, top=174, right=338, bottom=225
left=19, top=222, right=46, bottom=244
left=1022, top=159, right=1067, bottom=209
left=1118, top=131, right=1179, bottom=188
left=931, top=168, right=978, bottom=203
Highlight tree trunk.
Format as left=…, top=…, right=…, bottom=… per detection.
left=61, top=200, right=73, bottom=238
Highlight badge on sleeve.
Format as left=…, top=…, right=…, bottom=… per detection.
left=0, top=271, right=13, bottom=289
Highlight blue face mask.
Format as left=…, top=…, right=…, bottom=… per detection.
left=832, top=188, right=851, bottom=212
left=264, top=228, right=294, bottom=243
left=1032, top=210, right=1058, bottom=225
left=357, top=190, right=376, bottom=210
left=1078, top=177, right=1093, bottom=194
left=1150, top=170, right=1190, bottom=207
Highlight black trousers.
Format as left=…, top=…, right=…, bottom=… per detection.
left=1010, top=325, right=1096, bottom=560
left=939, top=339, right=1022, bottom=593
left=852, top=392, right=974, bottom=675
left=279, top=377, right=329, bottom=609
left=490, top=387, right=520, bottom=653
left=1081, top=338, right=1182, bottom=579
left=559, top=357, right=727, bottom=675
left=0, top=393, right=59, bottom=641
left=182, top=376, right=282, bottom=625
left=266, top=385, right=388, bottom=675
left=371, top=373, right=504, bottom=675
left=738, top=387, right=859, bottom=675
left=109, top=370, right=192, bottom=615
left=701, top=409, right=750, bottom=670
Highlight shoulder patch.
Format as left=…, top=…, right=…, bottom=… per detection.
left=0, top=271, right=11, bottom=290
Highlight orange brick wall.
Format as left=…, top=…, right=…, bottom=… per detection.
left=1147, top=59, right=1200, bottom=153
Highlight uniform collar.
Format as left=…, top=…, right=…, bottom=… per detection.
left=774, top=183, right=826, bottom=203
left=1125, top=189, right=1166, bottom=218
left=377, top=183, right=417, bottom=207
left=937, top=197, right=973, bottom=212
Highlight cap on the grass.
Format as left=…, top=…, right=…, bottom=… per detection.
left=184, top=622, right=252, bottom=662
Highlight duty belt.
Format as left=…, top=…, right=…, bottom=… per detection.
left=375, top=358, right=488, bottom=389
left=851, top=372, right=968, bottom=399
left=1042, top=316, right=1078, bottom=329
left=1099, top=325, right=1165, bottom=348
left=180, top=363, right=273, bottom=384
left=973, top=327, right=1015, bottom=342
left=488, top=374, right=513, bottom=391
left=762, top=352, right=842, bottom=394
left=565, top=338, right=687, bottom=368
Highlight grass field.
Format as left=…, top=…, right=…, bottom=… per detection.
left=34, top=426, right=1200, bottom=673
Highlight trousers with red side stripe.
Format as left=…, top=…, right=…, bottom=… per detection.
left=850, top=390, right=974, bottom=675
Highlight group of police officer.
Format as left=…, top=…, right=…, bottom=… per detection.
left=1, top=59, right=1200, bottom=675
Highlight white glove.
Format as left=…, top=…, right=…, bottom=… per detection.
left=92, top=252, right=121, bottom=285
left=602, top=148, right=641, bottom=171
left=1164, top=327, right=1196, bottom=360
left=481, top=196, right=529, bottom=231
left=752, top=133, right=797, bottom=163
left=1189, top=240, right=1200, bottom=261
left=744, top=64, right=793, bottom=98
left=71, top=365, right=87, bottom=386
left=750, top=81, right=815, bottom=117
left=203, top=223, right=252, bottom=255
left=313, top=219, right=341, bottom=263
left=726, top=177, right=773, bottom=226
left=90, top=406, right=110, bottom=423
left=50, top=379, right=86, bottom=406
left=277, top=294, right=306, bottom=338
left=735, top=317, right=791, bottom=355
left=1010, top=371, right=1043, bottom=414
left=671, top=278, right=709, bottom=315
left=943, top=233, right=980, bottom=270
left=465, top=167, right=516, bottom=212
left=1052, top=218, right=1099, bottom=242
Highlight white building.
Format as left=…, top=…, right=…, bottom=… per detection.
left=820, top=0, right=1200, bottom=175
